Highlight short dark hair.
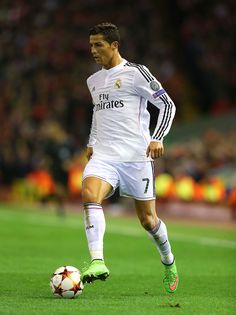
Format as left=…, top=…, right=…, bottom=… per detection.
left=89, top=22, right=120, bottom=44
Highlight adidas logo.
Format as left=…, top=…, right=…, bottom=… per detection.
left=160, top=240, right=167, bottom=246
left=86, top=225, right=94, bottom=230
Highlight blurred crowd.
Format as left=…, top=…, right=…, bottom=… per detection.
left=155, top=127, right=236, bottom=204
left=0, top=0, right=235, bottom=206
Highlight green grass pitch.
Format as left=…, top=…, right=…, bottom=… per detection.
left=0, top=202, right=236, bottom=315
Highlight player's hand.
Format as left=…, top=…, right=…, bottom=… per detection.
left=86, top=147, right=93, bottom=160
left=146, top=141, right=164, bottom=159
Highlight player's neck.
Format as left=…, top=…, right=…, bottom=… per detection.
left=103, top=53, right=123, bottom=70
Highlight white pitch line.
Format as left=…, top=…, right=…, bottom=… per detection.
left=170, top=233, right=236, bottom=249
left=0, top=210, right=236, bottom=249
left=107, top=224, right=236, bottom=249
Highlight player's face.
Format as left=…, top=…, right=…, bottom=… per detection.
left=89, top=34, right=117, bottom=68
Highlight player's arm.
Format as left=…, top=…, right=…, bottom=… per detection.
left=86, top=105, right=97, bottom=160
left=86, top=76, right=97, bottom=160
left=133, top=66, right=176, bottom=159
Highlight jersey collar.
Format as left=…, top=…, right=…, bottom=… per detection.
left=102, top=59, right=127, bottom=75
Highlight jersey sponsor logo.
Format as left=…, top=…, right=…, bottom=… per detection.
left=114, top=79, right=122, bottom=89
left=150, top=80, right=160, bottom=91
left=95, top=93, right=124, bottom=111
left=153, top=88, right=166, bottom=99
left=95, top=100, right=124, bottom=111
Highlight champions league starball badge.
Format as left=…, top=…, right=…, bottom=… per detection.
left=150, top=80, right=160, bottom=91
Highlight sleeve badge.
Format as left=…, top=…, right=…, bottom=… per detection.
left=150, top=80, right=160, bottom=91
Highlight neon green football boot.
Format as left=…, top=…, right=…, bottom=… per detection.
left=163, top=260, right=179, bottom=293
left=81, top=259, right=110, bottom=283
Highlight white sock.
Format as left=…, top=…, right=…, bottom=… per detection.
left=148, top=219, right=174, bottom=265
left=84, top=203, right=105, bottom=261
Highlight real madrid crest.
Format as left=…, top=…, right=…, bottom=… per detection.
left=114, top=79, right=122, bottom=89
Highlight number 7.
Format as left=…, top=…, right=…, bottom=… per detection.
left=142, top=178, right=150, bottom=194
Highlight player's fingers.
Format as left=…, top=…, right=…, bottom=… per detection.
left=151, top=148, right=163, bottom=159
left=151, top=150, right=157, bottom=159
left=157, top=148, right=164, bottom=157
left=148, top=146, right=164, bottom=158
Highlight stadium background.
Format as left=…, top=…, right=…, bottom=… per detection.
left=0, top=1, right=236, bottom=315
left=0, top=0, right=235, bottom=217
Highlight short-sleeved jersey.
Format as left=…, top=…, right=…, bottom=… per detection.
left=86, top=59, right=176, bottom=162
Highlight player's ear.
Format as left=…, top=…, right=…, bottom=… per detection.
left=111, top=41, right=119, bottom=50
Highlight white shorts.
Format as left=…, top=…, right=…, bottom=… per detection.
left=82, top=159, right=156, bottom=200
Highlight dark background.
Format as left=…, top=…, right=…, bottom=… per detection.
left=0, top=0, right=235, bottom=201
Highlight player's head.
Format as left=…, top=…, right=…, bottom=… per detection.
left=89, top=22, right=120, bottom=45
left=89, top=22, right=120, bottom=68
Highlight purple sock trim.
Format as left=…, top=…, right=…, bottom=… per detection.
left=84, top=202, right=102, bottom=210
left=149, top=219, right=162, bottom=235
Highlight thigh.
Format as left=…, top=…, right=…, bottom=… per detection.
left=82, top=159, right=119, bottom=202
left=118, top=162, right=156, bottom=200
left=82, top=176, right=112, bottom=204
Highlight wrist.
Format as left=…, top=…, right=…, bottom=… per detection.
left=151, top=139, right=163, bottom=144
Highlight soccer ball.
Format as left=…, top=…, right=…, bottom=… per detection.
left=50, top=265, right=84, bottom=298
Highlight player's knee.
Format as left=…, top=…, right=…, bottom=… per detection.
left=140, top=214, right=157, bottom=231
left=81, top=186, right=98, bottom=203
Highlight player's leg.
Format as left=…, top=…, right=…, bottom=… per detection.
left=134, top=199, right=179, bottom=293
left=82, top=176, right=112, bottom=261
left=81, top=176, right=112, bottom=283
left=81, top=159, right=119, bottom=283
left=134, top=199, right=174, bottom=263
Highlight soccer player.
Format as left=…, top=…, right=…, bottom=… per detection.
left=81, top=22, right=179, bottom=293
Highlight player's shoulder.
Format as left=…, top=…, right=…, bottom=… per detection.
left=124, top=61, right=154, bottom=82
left=87, top=69, right=103, bottom=86
left=124, top=61, right=150, bottom=72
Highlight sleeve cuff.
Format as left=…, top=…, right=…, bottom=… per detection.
left=151, top=139, right=163, bottom=144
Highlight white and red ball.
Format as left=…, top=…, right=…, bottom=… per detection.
left=50, top=266, right=84, bottom=298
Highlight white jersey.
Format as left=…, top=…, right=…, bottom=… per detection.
left=86, top=59, right=176, bottom=162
